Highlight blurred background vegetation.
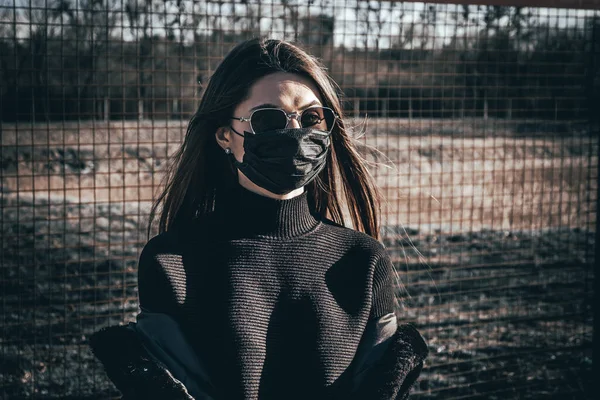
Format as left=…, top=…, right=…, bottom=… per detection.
left=1, top=0, right=597, bottom=122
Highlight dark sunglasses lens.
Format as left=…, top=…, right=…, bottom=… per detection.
left=251, top=109, right=287, bottom=133
left=301, top=107, right=335, bottom=132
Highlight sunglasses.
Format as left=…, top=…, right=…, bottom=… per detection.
left=231, top=106, right=338, bottom=134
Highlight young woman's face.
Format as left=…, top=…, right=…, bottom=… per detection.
left=216, top=71, right=324, bottom=199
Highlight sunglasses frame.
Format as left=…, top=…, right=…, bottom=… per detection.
left=231, top=106, right=339, bottom=135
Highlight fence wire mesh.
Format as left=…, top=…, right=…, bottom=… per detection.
left=1, top=0, right=598, bottom=399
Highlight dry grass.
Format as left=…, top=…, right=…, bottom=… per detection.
left=363, top=135, right=596, bottom=232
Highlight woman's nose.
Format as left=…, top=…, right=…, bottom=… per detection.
left=286, top=114, right=302, bottom=129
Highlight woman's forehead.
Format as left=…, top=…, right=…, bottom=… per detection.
left=241, top=72, right=323, bottom=113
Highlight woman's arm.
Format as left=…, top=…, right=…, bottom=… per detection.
left=347, top=250, right=429, bottom=400
left=351, top=312, right=398, bottom=391
left=88, top=323, right=195, bottom=400
left=350, top=322, right=429, bottom=400
left=89, top=236, right=196, bottom=400
left=137, top=236, right=178, bottom=315
left=369, top=249, right=397, bottom=320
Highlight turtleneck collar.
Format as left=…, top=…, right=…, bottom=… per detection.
left=210, top=183, right=321, bottom=239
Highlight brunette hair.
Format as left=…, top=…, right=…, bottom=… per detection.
left=148, top=38, right=383, bottom=240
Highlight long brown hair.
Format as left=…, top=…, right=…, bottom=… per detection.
left=148, top=38, right=383, bottom=240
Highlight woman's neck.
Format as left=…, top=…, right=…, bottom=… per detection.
left=237, top=171, right=305, bottom=200
left=210, top=182, right=319, bottom=239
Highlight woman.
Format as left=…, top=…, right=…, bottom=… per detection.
left=89, top=38, right=428, bottom=400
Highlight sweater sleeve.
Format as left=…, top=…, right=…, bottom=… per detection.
left=346, top=323, right=429, bottom=400
left=137, top=236, right=177, bottom=315
left=370, top=249, right=397, bottom=319
left=350, top=312, right=398, bottom=390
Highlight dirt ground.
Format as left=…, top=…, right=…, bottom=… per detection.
left=0, top=120, right=595, bottom=399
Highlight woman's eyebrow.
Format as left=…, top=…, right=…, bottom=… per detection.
left=249, top=100, right=321, bottom=113
left=249, top=103, right=279, bottom=112
left=299, top=99, right=321, bottom=110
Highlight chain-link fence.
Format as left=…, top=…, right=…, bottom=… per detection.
left=1, top=0, right=598, bottom=398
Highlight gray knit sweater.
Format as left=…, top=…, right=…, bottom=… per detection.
left=136, top=184, right=403, bottom=399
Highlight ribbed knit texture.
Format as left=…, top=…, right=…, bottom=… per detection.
left=137, top=184, right=396, bottom=400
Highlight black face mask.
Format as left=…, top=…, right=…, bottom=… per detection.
left=227, top=127, right=331, bottom=195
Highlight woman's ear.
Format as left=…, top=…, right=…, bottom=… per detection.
left=215, top=126, right=231, bottom=151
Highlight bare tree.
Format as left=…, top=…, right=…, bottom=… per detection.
left=55, top=0, right=119, bottom=119
left=124, top=0, right=152, bottom=119
left=5, top=0, right=61, bottom=120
